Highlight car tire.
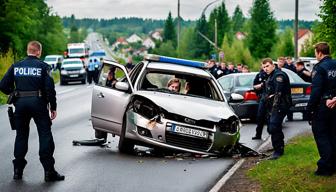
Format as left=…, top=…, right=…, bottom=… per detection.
left=82, top=78, right=86, bottom=84
left=118, top=116, right=135, bottom=154
left=95, top=129, right=107, bottom=141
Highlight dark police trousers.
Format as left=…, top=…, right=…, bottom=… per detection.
left=267, top=109, right=287, bottom=153
left=13, top=97, right=55, bottom=171
left=312, top=104, right=336, bottom=171
left=255, top=98, right=267, bottom=137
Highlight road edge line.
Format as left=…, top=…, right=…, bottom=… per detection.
left=209, top=136, right=272, bottom=192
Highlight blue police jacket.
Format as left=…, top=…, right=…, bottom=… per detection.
left=0, top=56, right=57, bottom=110
left=88, top=59, right=100, bottom=71
left=307, top=56, right=336, bottom=112
left=265, top=69, right=292, bottom=111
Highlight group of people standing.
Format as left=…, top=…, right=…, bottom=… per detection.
left=250, top=42, right=336, bottom=177
left=207, top=59, right=249, bottom=79
left=87, top=57, right=103, bottom=84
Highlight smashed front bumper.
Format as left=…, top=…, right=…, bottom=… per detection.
left=124, top=110, right=240, bottom=155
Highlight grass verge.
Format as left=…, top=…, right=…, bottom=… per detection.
left=248, top=134, right=336, bottom=192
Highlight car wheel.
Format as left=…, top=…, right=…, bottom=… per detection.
left=118, top=116, right=135, bottom=154
left=95, top=129, right=107, bottom=141
left=82, top=79, right=86, bottom=84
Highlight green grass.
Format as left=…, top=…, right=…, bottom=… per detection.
left=248, top=134, right=336, bottom=192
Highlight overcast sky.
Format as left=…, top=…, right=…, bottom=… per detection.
left=46, top=0, right=321, bottom=21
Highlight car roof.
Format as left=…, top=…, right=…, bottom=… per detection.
left=63, top=58, right=82, bottom=62
left=218, top=72, right=258, bottom=80
left=45, top=55, right=63, bottom=58
left=146, top=62, right=211, bottom=77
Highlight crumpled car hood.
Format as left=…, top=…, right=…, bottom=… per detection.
left=134, top=91, right=236, bottom=122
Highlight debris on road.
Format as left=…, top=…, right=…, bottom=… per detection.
left=72, top=138, right=109, bottom=147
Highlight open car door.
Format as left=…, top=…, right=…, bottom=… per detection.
left=91, top=61, right=133, bottom=135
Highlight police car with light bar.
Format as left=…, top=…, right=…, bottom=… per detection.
left=90, top=54, right=243, bottom=155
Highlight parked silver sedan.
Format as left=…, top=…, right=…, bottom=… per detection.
left=91, top=55, right=242, bottom=155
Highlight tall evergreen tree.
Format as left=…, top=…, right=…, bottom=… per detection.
left=232, top=6, right=245, bottom=33
left=247, top=0, right=277, bottom=58
left=163, top=12, right=176, bottom=47
left=216, top=2, right=231, bottom=47
left=314, top=0, right=336, bottom=57
left=208, top=2, right=231, bottom=48
left=193, top=14, right=211, bottom=58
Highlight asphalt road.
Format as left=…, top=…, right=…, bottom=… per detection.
left=0, top=82, right=312, bottom=192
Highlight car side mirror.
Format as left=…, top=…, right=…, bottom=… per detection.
left=229, top=93, right=244, bottom=103
left=115, top=82, right=129, bottom=92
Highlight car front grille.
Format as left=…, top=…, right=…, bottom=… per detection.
left=165, top=132, right=212, bottom=151
left=164, top=113, right=214, bottom=129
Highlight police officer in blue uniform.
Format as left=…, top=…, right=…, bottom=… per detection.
left=262, top=58, right=292, bottom=160
left=307, top=42, right=336, bottom=176
left=87, top=58, right=97, bottom=84
left=252, top=67, right=268, bottom=140
left=0, top=41, right=64, bottom=181
left=207, top=59, right=223, bottom=79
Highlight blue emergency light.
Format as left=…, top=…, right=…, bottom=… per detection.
left=144, top=54, right=207, bottom=69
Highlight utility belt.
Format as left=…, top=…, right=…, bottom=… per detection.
left=15, top=90, right=42, bottom=97
left=7, top=90, right=42, bottom=104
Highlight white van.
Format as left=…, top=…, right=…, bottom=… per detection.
left=44, top=55, right=63, bottom=70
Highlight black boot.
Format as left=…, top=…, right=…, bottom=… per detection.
left=13, top=169, right=23, bottom=180
left=252, top=134, right=262, bottom=140
left=45, top=170, right=65, bottom=182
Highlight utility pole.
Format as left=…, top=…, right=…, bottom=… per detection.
left=177, top=0, right=181, bottom=55
left=215, top=18, right=218, bottom=61
left=199, top=0, right=220, bottom=61
left=294, top=0, right=299, bottom=60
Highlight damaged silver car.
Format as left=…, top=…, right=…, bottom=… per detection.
left=91, top=55, right=242, bottom=155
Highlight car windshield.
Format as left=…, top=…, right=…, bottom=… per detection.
left=90, top=52, right=106, bottom=57
left=235, top=75, right=254, bottom=88
left=69, top=48, right=84, bottom=54
left=63, top=60, right=82, bottom=65
left=140, top=71, right=223, bottom=101
left=217, top=76, right=234, bottom=92
left=44, top=57, right=57, bottom=62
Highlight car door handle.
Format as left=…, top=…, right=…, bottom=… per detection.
left=97, top=92, right=105, bottom=98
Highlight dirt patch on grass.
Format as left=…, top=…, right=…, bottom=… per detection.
left=219, top=157, right=262, bottom=192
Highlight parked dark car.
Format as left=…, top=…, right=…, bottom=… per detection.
left=218, top=68, right=311, bottom=121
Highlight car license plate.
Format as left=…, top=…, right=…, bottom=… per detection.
left=68, top=70, right=79, bottom=74
left=291, top=88, right=303, bottom=94
left=295, top=103, right=307, bottom=107
left=70, top=74, right=78, bottom=78
left=172, top=124, right=208, bottom=139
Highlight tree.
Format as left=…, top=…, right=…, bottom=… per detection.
left=193, top=14, right=211, bottom=59
left=163, top=12, right=176, bottom=47
left=221, top=36, right=256, bottom=70
left=247, top=0, right=277, bottom=59
left=270, top=28, right=294, bottom=58
left=208, top=2, right=231, bottom=48
left=177, top=27, right=196, bottom=59
left=314, top=0, right=336, bottom=57
left=232, top=6, right=245, bottom=33
left=152, top=41, right=176, bottom=57
left=0, top=0, right=66, bottom=57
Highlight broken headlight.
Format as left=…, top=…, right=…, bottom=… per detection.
left=132, top=98, right=161, bottom=120
left=217, top=118, right=240, bottom=134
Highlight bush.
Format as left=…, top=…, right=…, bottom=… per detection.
left=0, top=49, right=15, bottom=104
